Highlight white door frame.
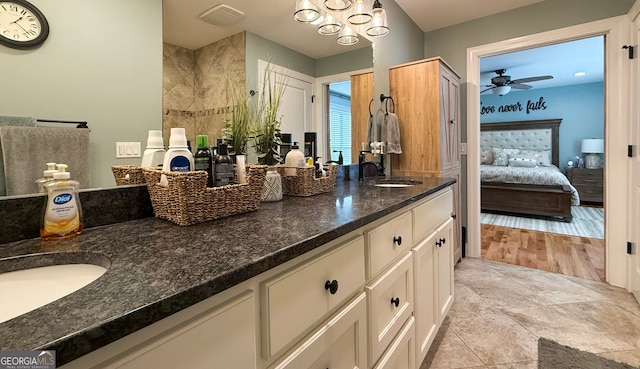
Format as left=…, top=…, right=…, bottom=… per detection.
left=628, top=0, right=640, bottom=300
left=466, top=16, right=631, bottom=288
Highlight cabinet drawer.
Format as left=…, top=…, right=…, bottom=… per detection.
left=571, top=169, right=603, bottom=180
left=372, top=317, right=416, bottom=369
left=262, top=236, right=365, bottom=358
left=413, top=189, right=453, bottom=242
left=270, top=293, right=367, bottom=369
left=366, top=252, right=413, bottom=367
left=366, top=211, right=413, bottom=278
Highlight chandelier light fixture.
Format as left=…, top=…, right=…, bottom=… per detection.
left=293, top=0, right=388, bottom=45
left=294, top=0, right=320, bottom=23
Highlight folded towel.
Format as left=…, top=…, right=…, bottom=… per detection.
left=0, top=126, right=90, bottom=195
left=384, top=112, right=402, bottom=154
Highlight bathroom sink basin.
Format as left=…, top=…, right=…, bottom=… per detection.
left=0, top=253, right=109, bottom=323
left=369, top=179, right=423, bottom=188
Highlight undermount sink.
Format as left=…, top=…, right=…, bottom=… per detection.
left=0, top=253, right=110, bottom=324
left=369, top=179, right=423, bottom=188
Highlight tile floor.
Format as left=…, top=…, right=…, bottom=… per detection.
left=421, top=258, right=640, bottom=368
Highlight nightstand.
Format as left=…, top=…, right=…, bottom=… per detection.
left=565, top=167, right=603, bottom=204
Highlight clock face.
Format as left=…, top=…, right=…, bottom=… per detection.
left=0, top=0, right=49, bottom=49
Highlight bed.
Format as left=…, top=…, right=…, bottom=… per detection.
left=480, top=119, right=578, bottom=222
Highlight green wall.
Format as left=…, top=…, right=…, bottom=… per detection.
left=316, top=46, right=373, bottom=77
left=0, top=0, right=162, bottom=189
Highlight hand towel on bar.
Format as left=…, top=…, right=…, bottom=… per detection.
left=0, top=116, right=37, bottom=195
left=367, top=107, right=386, bottom=147
left=366, top=113, right=374, bottom=146
left=384, top=112, right=402, bottom=154
left=0, top=126, right=90, bottom=196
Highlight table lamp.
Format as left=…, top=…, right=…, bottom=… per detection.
left=581, top=138, right=604, bottom=169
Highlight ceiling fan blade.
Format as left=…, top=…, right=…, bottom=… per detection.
left=510, top=83, right=532, bottom=90
left=510, top=75, right=553, bottom=84
left=480, top=87, right=494, bottom=93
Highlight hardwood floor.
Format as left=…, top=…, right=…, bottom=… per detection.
left=481, top=224, right=605, bottom=282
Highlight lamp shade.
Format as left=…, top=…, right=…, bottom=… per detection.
left=581, top=138, right=604, bottom=154
left=492, top=85, right=511, bottom=96
left=294, top=0, right=320, bottom=23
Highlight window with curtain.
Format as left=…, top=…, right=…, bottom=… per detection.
left=328, top=83, right=352, bottom=164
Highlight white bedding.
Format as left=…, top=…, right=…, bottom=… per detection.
left=481, top=164, right=580, bottom=205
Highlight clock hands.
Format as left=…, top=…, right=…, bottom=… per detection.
left=9, top=14, right=24, bottom=25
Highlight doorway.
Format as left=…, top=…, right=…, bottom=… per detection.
left=466, top=16, right=631, bottom=287
left=478, top=36, right=606, bottom=281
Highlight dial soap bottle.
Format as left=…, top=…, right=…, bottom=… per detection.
left=41, top=164, right=83, bottom=240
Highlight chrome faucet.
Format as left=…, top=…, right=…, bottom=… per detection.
left=358, top=150, right=385, bottom=181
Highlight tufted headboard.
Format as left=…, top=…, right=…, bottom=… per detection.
left=480, top=119, right=562, bottom=167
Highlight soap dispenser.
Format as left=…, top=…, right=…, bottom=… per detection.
left=283, top=141, right=305, bottom=176
left=35, top=162, right=57, bottom=193
left=41, top=164, right=83, bottom=240
left=141, top=130, right=165, bottom=168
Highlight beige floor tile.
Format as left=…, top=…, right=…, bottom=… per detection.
left=450, top=283, right=493, bottom=313
left=485, top=361, right=537, bottom=369
left=421, top=325, right=485, bottom=369
left=599, top=349, right=640, bottom=367
left=449, top=307, right=538, bottom=366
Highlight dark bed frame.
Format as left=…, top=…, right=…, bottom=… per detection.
left=480, top=119, right=573, bottom=222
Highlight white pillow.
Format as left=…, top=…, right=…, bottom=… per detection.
left=519, top=149, right=552, bottom=166
left=492, top=148, right=519, bottom=166
left=481, top=149, right=494, bottom=165
left=508, top=157, right=538, bottom=168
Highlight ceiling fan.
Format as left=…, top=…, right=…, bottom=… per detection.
left=481, top=69, right=553, bottom=96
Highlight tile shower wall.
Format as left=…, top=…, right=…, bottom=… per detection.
left=162, top=32, right=246, bottom=148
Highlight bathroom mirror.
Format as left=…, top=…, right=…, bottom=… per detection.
left=0, top=0, right=373, bottom=198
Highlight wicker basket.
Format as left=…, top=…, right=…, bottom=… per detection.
left=277, top=164, right=337, bottom=197
left=141, top=165, right=267, bottom=226
left=112, top=165, right=146, bottom=186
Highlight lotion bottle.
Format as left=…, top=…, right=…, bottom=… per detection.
left=283, top=142, right=305, bottom=176
left=41, top=164, right=83, bottom=240
left=163, top=127, right=194, bottom=172
left=141, top=130, right=165, bottom=168
left=194, top=135, right=213, bottom=187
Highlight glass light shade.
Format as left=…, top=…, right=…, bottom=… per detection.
left=337, top=25, right=359, bottom=45
left=325, top=0, right=353, bottom=11
left=492, top=85, right=511, bottom=96
left=348, top=0, right=372, bottom=25
left=318, top=14, right=341, bottom=35
left=294, top=0, right=320, bottom=23
left=366, top=4, right=388, bottom=36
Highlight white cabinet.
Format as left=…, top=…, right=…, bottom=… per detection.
left=366, top=252, right=413, bottom=366
left=436, top=218, right=454, bottom=322
left=373, top=317, right=416, bottom=369
left=270, top=293, right=367, bottom=369
left=365, top=211, right=413, bottom=279
left=261, top=236, right=365, bottom=359
left=412, top=230, right=438, bottom=364
left=60, top=291, right=257, bottom=369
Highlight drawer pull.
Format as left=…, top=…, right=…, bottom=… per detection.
left=324, top=279, right=339, bottom=295
left=391, top=297, right=400, bottom=307
left=436, top=238, right=445, bottom=247
left=393, top=236, right=402, bottom=246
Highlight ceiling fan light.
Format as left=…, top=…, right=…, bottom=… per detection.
left=337, top=25, right=359, bottom=45
left=348, top=0, right=372, bottom=25
left=366, top=0, right=388, bottom=37
left=325, top=0, right=353, bottom=11
left=492, top=85, right=511, bottom=96
left=318, top=14, right=341, bottom=35
left=294, top=0, right=320, bottom=23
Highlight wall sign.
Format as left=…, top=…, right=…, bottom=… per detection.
left=481, top=96, right=548, bottom=115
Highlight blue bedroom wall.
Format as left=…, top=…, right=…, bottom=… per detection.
left=480, top=82, right=604, bottom=167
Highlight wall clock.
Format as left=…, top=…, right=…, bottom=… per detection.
left=0, top=0, right=49, bottom=49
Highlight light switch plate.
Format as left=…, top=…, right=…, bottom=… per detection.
left=460, top=143, right=467, bottom=155
left=116, top=142, right=141, bottom=158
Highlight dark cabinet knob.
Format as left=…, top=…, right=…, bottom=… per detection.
left=391, top=297, right=400, bottom=307
left=440, top=237, right=446, bottom=245
left=324, top=279, right=339, bottom=295
left=436, top=240, right=442, bottom=247
left=393, top=236, right=402, bottom=246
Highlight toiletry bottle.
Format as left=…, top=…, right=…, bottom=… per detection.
left=141, top=130, right=165, bottom=168
left=35, top=162, right=57, bottom=193
left=163, top=127, right=194, bottom=172
left=194, top=135, right=214, bottom=187
left=315, top=157, right=325, bottom=178
left=213, top=143, right=234, bottom=186
left=284, top=142, right=305, bottom=176
left=41, top=164, right=83, bottom=240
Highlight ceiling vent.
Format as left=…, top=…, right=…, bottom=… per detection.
left=199, top=4, right=245, bottom=26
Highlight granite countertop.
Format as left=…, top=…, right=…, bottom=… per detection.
left=0, top=177, right=454, bottom=365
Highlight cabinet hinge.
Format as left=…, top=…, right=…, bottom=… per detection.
left=623, top=45, right=634, bottom=59
left=628, top=242, right=634, bottom=255
left=629, top=145, right=634, bottom=158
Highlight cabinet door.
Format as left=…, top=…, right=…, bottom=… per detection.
left=114, top=292, right=256, bottom=369
left=366, top=252, right=413, bottom=367
left=373, top=317, right=416, bottom=369
left=271, top=293, right=367, bottom=369
left=439, top=66, right=461, bottom=172
left=412, top=230, right=438, bottom=365
left=262, top=236, right=365, bottom=358
left=437, top=218, right=455, bottom=323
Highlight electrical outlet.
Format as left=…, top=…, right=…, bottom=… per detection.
left=460, top=143, right=467, bottom=155
left=116, top=142, right=141, bottom=158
